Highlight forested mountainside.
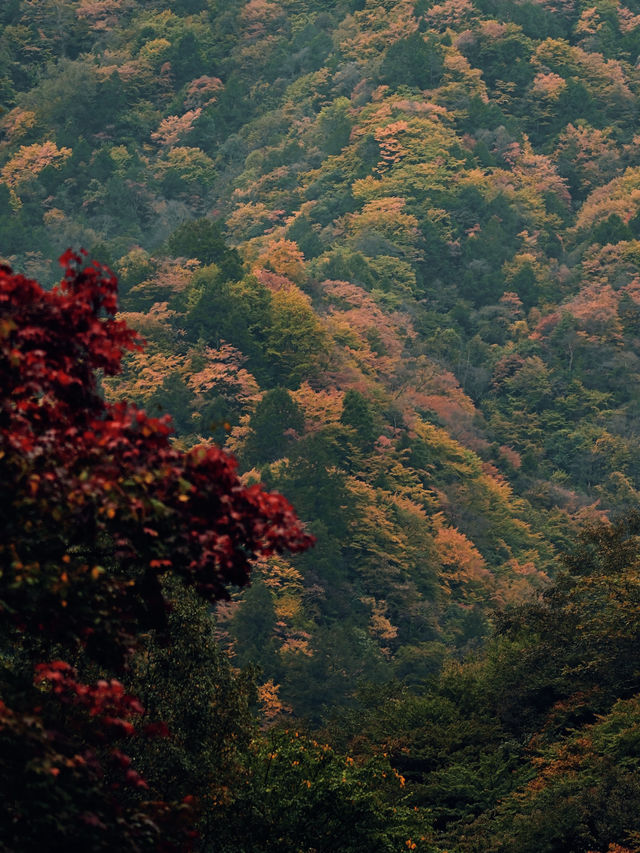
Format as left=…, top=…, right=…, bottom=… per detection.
left=4, top=1, right=640, bottom=850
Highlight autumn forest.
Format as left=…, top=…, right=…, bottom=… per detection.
left=3, top=0, right=640, bottom=850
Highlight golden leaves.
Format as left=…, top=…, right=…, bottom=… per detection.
left=531, top=71, right=567, bottom=99
left=257, top=678, right=291, bottom=725
left=151, top=109, right=202, bottom=148
left=575, top=167, right=640, bottom=233
left=433, top=516, right=494, bottom=601
left=290, top=383, right=344, bottom=432
left=254, top=239, right=307, bottom=285
left=362, top=596, right=399, bottom=644
left=1, top=141, right=72, bottom=189
left=374, top=122, right=409, bottom=173
left=0, top=108, right=37, bottom=144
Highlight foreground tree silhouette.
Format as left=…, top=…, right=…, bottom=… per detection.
left=0, top=251, right=313, bottom=851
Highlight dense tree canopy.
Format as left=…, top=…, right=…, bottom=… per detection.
left=4, top=0, right=640, bottom=848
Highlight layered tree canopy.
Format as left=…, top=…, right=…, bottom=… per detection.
left=4, top=0, right=640, bottom=849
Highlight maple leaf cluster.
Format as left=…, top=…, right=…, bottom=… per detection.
left=0, top=250, right=312, bottom=651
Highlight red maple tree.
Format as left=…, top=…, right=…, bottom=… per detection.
left=0, top=251, right=313, bottom=850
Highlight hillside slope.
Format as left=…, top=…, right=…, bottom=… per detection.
left=3, top=0, right=640, bottom=715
